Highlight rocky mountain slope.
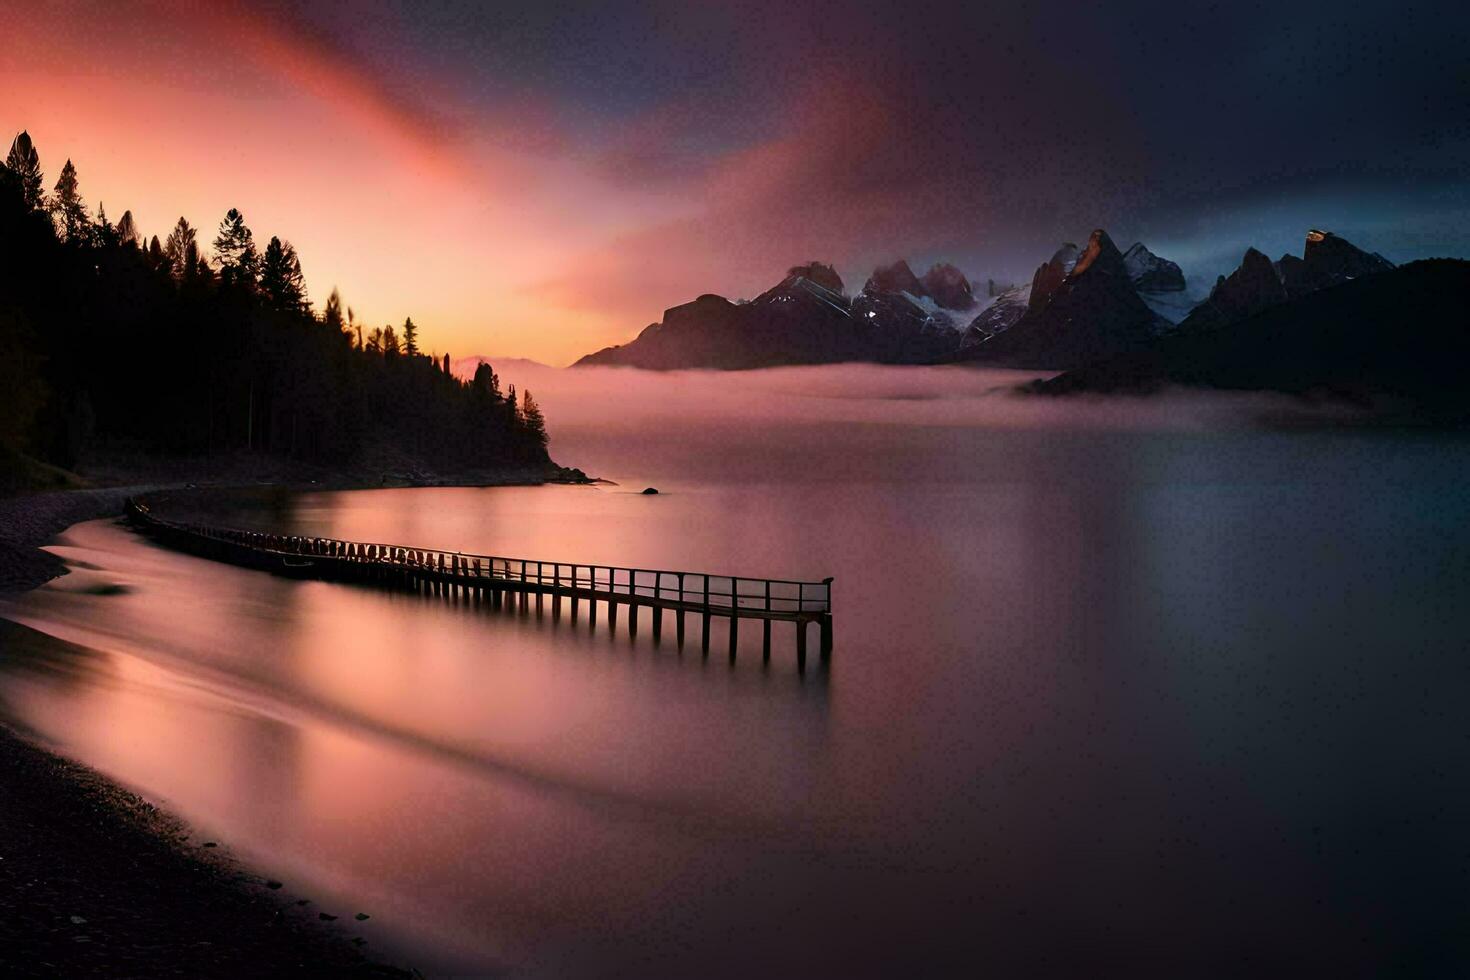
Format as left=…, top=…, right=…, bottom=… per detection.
left=574, top=258, right=984, bottom=369
left=1033, top=258, right=1468, bottom=420
left=947, top=230, right=1164, bottom=370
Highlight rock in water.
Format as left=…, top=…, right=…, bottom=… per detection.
left=641, top=487, right=659, bottom=495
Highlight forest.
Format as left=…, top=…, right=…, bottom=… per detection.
left=0, top=130, right=554, bottom=479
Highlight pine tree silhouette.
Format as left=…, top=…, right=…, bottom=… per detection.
left=4, top=131, right=44, bottom=210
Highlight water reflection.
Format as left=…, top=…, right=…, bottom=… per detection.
left=2, top=427, right=1470, bottom=975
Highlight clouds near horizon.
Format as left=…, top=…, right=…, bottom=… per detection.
left=3, top=0, right=1467, bottom=364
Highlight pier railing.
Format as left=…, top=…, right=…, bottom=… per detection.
left=125, top=498, right=833, bottom=667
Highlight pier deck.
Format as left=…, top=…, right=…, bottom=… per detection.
left=125, top=498, right=833, bottom=669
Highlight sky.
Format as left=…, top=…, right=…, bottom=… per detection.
left=3, top=0, right=1467, bottom=365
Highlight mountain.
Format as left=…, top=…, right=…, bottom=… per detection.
left=920, top=263, right=975, bottom=309
left=574, top=258, right=979, bottom=369
left=962, top=282, right=1031, bottom=343
left=1123, top=241, right=1197, bottom=323
left=1179, top=230, right=1393, bottom=334
left=948, top=230, right=1162, bottom=370
left=451, top=356, right=559, bottom=385
left=1032, top=259, right=1470, bottom=420
left=573, top=232, right=1189, bottom=371
left=1123, top=242, right=1186, bottom=293
left=865, top=259, right=927, bottom=299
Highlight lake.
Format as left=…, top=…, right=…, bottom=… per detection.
left=3, top=367, right=1469, bottom=976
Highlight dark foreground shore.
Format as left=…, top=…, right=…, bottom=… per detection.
left=0, top=479, right=456, bottom=977
left=0, top=633, right=412, bottom=978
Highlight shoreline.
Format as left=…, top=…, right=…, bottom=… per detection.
left=0, top=471, right=573, bottom=977
left=0, top=625, right=413, bottom=977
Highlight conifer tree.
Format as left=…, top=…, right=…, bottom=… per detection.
left=163, top=217, right=197, bottom=280
left=115, top=209, right=140, bottom=247
left=212, top=208, right=258, bottom=285
left=520, top=391, right=548, bottom=447
left=324, top=287, right=344, bottom=333
left=4, top=131, right=44, bottom=210
left=50, top=159, right=89, bottom=241
left=442, top=352, right=450, bottom=374
left=94, top=204, right=115, bottom=246
left=403, top=316, right=419, bottom=356
left=147, top=235, right=164, bottom=267
left=260, top=236, right=308, bottom=312
left=382, top=324, right=401, bottom=356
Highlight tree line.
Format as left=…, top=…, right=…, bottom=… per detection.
left=0, top=129, right=551, bottom=475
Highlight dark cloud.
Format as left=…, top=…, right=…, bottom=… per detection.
left=302, top=0, right=1470, bottom=315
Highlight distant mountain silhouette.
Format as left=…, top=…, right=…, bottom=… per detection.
left=946, top=230, right=1164, bottom=370
left=1032, top=259, right=1470, bottom=420
left=571, top=230, right=1412, bottom=376
left=574, top=259, right=981, bottom=369
left=1123, top=242, right=1186, bottom=293
left=1178, top=230, right=1394, bottom=334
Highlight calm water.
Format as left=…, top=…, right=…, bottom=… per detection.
left=4, top=382, right=1470, bottom=975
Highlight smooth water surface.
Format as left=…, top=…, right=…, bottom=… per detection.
left=4, top=390, right=1470, bottom=975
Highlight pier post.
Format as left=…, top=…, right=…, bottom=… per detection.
left=796, top=622, right=808, bottom=673
left=609, top=598, right=618, bottom=634
left=676, top=610, right=686, bottom=648
left=701, top=612, right=710, bottom=655
left=629, top=602, right=638, bottom=638
left=589, top=595, right=598, bottom=630
left=820, top=615, right=833, bottom=662
left=728, top=614, right=738, bottom=662
left=571, top=594, right=579, bottom=623
left=651, top=606, right=662, bottom=644
left=763, top=620, right=771, bottom=662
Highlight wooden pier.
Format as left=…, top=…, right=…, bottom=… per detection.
left=125, top=498, right=833, bottom=670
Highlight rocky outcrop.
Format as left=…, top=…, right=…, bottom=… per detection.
left=1035, top=259, right=1470, bottom=422
left=953, top=230, right=1159, bottom=369
left=786, top=261, right=845, bottom=295
left=960, top=283, right=1030, bottom=345
left=920, top=263, right=974, bottom=309
left=1027, top=243, right=1079, bottom=313
left=574, top=261, right=962, bottom=369
left=864, top=259, right=927, bottom=299
left=1179, top=230, right=1393, bottom=334
left=1123, top=242, right=1186, bottom=292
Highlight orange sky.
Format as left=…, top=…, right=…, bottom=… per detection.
left=0, top=1, right=701, bottom=366
left=6, top=2, right=1462, bottom=365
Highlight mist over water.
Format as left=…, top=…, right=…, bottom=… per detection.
left=3, top=366, right=1469, bottom=976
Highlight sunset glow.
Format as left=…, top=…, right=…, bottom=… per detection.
left=4, top=0, right=1466, bottom=366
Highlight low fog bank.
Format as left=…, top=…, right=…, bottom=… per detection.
left=471, top=362, right=1372, bottom=484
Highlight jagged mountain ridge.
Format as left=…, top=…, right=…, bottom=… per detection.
left=574, top=257, right=989, bottom=369
left=1033, top=259, right=1469, bottom=421
left=573, top=231, right=1388, bottom=372
left=947, top=230, right=1163, bottom=370
left=1178, top=230, right=1395, bottom=334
